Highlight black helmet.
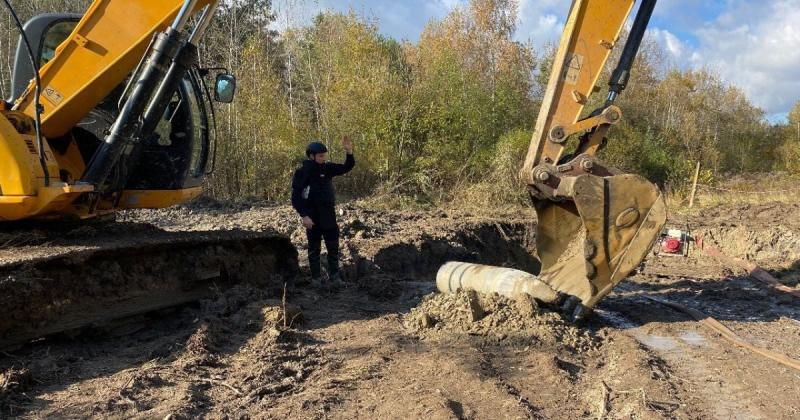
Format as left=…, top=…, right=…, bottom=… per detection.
left=306, top=141, right=328, bottom=157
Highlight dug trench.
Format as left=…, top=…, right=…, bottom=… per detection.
left=0, top=202, right=798, bottom=418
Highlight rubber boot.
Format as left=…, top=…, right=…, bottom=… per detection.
left=329, top=272, right=344, bottom=290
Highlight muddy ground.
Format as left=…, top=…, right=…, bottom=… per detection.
left=1, top=200, right=799, bottom=419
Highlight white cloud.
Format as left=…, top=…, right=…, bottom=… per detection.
left=269, top=0, right=800, bottom=118
left=440, top=0, right=463, bottom=11
left=648, top=28, right=685, bottom=60
left=688, top=1, right=800, bottom=115
left=516, top=0, right=570, bottom=44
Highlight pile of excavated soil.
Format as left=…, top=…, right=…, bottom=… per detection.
left=696, top=225, right=800, bottom=266
left=31, top=283, right=327, bottom=419
left=677, top=202, right=800, bottom=267
left=661, top=202, right=800, bottom=289
left=142, top=285, right=324, bottom=417
left=405, top=290, right=601, bottom=352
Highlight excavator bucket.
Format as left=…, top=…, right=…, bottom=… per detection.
left=437, top=0, right=666, bottom=318
left=534, top=174, right=666, bottom=309
left=437, top=173, right=666, bottom=314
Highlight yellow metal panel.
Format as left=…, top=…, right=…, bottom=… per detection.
left=0, top=116, right=35, bottom=195
left=0, top=183, right=92, bottom=221
left=21, top=133, right=60, bottom=184
left=14, top=0, right=214, bottom=139
left=52, top=136, right=87, bottom=182
left=119, top=187, right=203, bottom=209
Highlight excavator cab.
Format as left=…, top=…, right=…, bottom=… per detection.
left=438, top=0, right=667, bottom=320
left=0, top=2, right=237, bottom=220
left=10, top=13, right=233, bottom=195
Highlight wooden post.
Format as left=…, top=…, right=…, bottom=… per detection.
left=689, top=161, right=701, bottom=208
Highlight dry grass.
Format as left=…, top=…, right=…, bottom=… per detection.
left=669, top=173, right=799, bottom=215
left=352, top=175, right=533, bottom=218
left=355, top=173, right=799, bottom=221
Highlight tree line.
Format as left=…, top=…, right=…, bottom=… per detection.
left=1, top=0, right=798, bottom=206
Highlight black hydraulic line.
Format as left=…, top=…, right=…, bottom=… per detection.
left=118, top=35, right=157, bottom=112
left=197, top=67, right=219, bottom=175
left=80, top=29, right=185, bottom=187
left=195, top=66, right=228, bottom=175
left=118, top=42, right=199, bottom=186
left=2, top=0, right=49, bottom=186
left=606, top=0, right=658, bottom=104
left=140, top=43, right=197, bottom=137
left=200, top=74, right=219, bottom=175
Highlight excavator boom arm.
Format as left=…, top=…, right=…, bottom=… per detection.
left=521, top=0, right=634, bottom=179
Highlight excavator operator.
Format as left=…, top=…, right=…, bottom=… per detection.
left=291, top=136, right=355, bottom=289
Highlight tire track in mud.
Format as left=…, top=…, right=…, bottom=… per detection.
left=607, top=211, right=800, bottom=419
left=594, top=308, right=731, bottom=416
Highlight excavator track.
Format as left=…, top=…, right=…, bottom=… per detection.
left=0, top=223, right=298, bottom=349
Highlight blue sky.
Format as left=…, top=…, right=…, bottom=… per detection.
left=271, top=0, right=800, bottom=122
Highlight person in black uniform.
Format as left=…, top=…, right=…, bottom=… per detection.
left=291, top=136, right=355, bottom=288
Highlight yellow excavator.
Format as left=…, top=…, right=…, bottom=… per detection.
left=1, top=0, right=665, bottom=346
left=0, top=1, right=297, bottom=348
left=437, top=0, right=667, bottom=321
left=1, top=0, right=230, bottom=219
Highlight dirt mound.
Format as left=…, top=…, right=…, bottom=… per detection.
left=161, top=287, right=322, bottom=416
left=405, top=290, right=600, bottom=352
left=676, top=201, right=800, bottom=268
left=696, top=225, right=800, bottom=266
left=72, top=283, right=326, bottom=418
left=689, top=202, right=800, bottom=229
left=682, top=205, right=800, bottom=288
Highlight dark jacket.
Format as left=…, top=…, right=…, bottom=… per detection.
left=291, top=153, right=355, bottom=230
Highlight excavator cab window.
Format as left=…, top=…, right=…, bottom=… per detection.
left=39, top=20, right=76, bottom=66
left=126, top=72, right=210, bottom=189
left=10, top=13, right=82, bottom=101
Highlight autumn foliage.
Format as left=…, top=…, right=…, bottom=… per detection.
left=0, top=0, right=797, bottom=206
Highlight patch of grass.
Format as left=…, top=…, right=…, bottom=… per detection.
left=668, top=173, right=800, bottom=215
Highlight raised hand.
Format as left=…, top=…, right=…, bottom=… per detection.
left=342, top=135, right=354, bottom=154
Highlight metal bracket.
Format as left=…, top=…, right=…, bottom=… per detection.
left=548, top=105, right=622, bottom=144
left=72, top=33, right=89, bottom=47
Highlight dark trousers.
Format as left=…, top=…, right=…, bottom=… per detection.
left=307, top=225, right=340, bottom=279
